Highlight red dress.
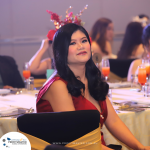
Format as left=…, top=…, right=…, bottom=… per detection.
left=36, top=76, right=108, bottom=145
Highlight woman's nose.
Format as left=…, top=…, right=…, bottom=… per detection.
left=77, top=43, right=84, bottom=49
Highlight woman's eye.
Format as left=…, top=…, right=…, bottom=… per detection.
left=82, top=39, right=88, bottom=43
left=70, top=42, right=76, bottom=45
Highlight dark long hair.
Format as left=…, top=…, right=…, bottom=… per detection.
left=142, top=24, right=150, bottom=47
left=52, top=23, right=108, bottom=101
left=117, top=22, right=143, bottom=59
left=90, top=18, right=112, bottom=55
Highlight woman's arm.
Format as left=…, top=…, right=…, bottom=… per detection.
left=42, top=80, right=75, bottom=112
left=29, top=39, right=52, bottom=75
left=105, top=97, right=150, bottom=150
left=127, top=59, right=142, bottom=81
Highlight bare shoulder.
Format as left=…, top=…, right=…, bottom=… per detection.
left=135, top=44, right=144, bottom=57
left=44, top=80, right=68, bottom=98
left=131, top=59, right=142, bottom=68
left=92, top=41, right=100, bottom=49
left=49, top=79, right=67, bottom=91
left=91, top=41, right=102, bottom=54
left=42, top=79, right=75, bottom=112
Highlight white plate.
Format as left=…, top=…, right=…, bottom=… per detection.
left=0, top=89, right=10, bottom=94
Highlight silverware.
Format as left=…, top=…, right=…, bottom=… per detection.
left=117, top=105, right=145, bottom=112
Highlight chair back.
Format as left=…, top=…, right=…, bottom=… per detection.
left=109, top=59, right=136, bottom=81
left=17, top=110, right=101, bottom=150
left=34, top=79, right=47, bottom=88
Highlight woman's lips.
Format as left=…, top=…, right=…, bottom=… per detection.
left=77, top=51, right=87, bottom=55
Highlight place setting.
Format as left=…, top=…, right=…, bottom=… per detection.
left=113, top=101, right=150, bottom=112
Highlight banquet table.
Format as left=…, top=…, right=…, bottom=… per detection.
left=0, top=90, right=37, bottom=138
left=102, top=88, right=150, bottom=150
left=0, top=88, right=150, bottom=150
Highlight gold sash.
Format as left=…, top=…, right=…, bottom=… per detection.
left=19, top=125, right=101, bottom=150
left=109, top=72, right=127, bottom=82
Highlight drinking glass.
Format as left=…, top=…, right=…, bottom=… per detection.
left=23, top=62, right=31, bottom=88
left=102, top=59, right=110, bottom=81
left=137, top=65, right=146, bottom=96
left=143, top=59, right=150, bottom=80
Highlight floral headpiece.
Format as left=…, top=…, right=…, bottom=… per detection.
left=47, top=5, right=88, bottom=41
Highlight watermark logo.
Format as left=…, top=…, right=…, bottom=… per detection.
left=0, top=132, right=31, bottom=150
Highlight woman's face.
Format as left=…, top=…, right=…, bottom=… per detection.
left=68, top=30, right=91, bottom=65
left=106, top=23, right=114, bottom=41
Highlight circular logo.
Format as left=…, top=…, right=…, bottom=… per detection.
left=0, top=132, right=31, bottom=150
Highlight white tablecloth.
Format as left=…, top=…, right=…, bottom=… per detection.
left=0, top=90, right=37, bottom=138
left=102, top=88, right=150, bottom=150
left=0, top=88, right=150, bottom=149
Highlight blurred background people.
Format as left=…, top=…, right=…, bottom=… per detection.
left=117, top=22, right=144, bottom=59
left=90, top=18, right=117, bottom=59
left=132, top=14, right=149, bottom=28
left=127, top=24, right=150, bottom=81
left=0, top=55, right=24, bottom=89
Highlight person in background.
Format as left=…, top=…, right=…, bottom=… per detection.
left=90, top=18, right=117, bottom=59
left=117, top=22, right=144, bottom=59
left=28, top=38, right=53, bottom=75
left=127, top=24, right=150, bottom=81
left=36, top=23, right=150, bottom=150
left=0, top=55, right=24, bottom=89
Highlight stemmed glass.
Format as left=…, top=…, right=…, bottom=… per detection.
left=143, top=59, right=150, bottom=80
left=137, top=65, right=146, bottom=96
left=102, top=59, right=110, bottom=81
left=23, top=62, right=31, bottom=88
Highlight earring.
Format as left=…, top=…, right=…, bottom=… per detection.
left=91, top=49, right=94, bottom=53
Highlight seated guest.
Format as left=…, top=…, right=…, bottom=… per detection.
left=0, top=55, right=24, bottom=88
left=29, top=6, right=87, bottom=76
left=90, top=18, right=117, bottom=59
left=36, top=23, right=150, bottom=150
left=117, top=22, right=144, bottom=59
left=128, top=24, right=150, bottom=81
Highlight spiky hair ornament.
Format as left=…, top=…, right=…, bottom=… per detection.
left=46, top=5, right=88, bottom=41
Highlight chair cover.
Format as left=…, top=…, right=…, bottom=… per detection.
left=17, top=110, right=102, bottom=150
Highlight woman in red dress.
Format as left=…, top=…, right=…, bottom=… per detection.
left=36, top=23, right=150, bottom=150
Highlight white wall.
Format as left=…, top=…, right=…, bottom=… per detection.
left=0, top=0, right=150, bottom=78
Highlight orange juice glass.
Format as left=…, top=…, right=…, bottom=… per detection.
left=102, top=67, right=110, bottom=77
left=102, top=59, right=110, bottom=81
left=23, top=70, right=31, bottom=79
left=145, top=64, right=150, bottom=77
left=138, top=68, right=146, bottom=85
